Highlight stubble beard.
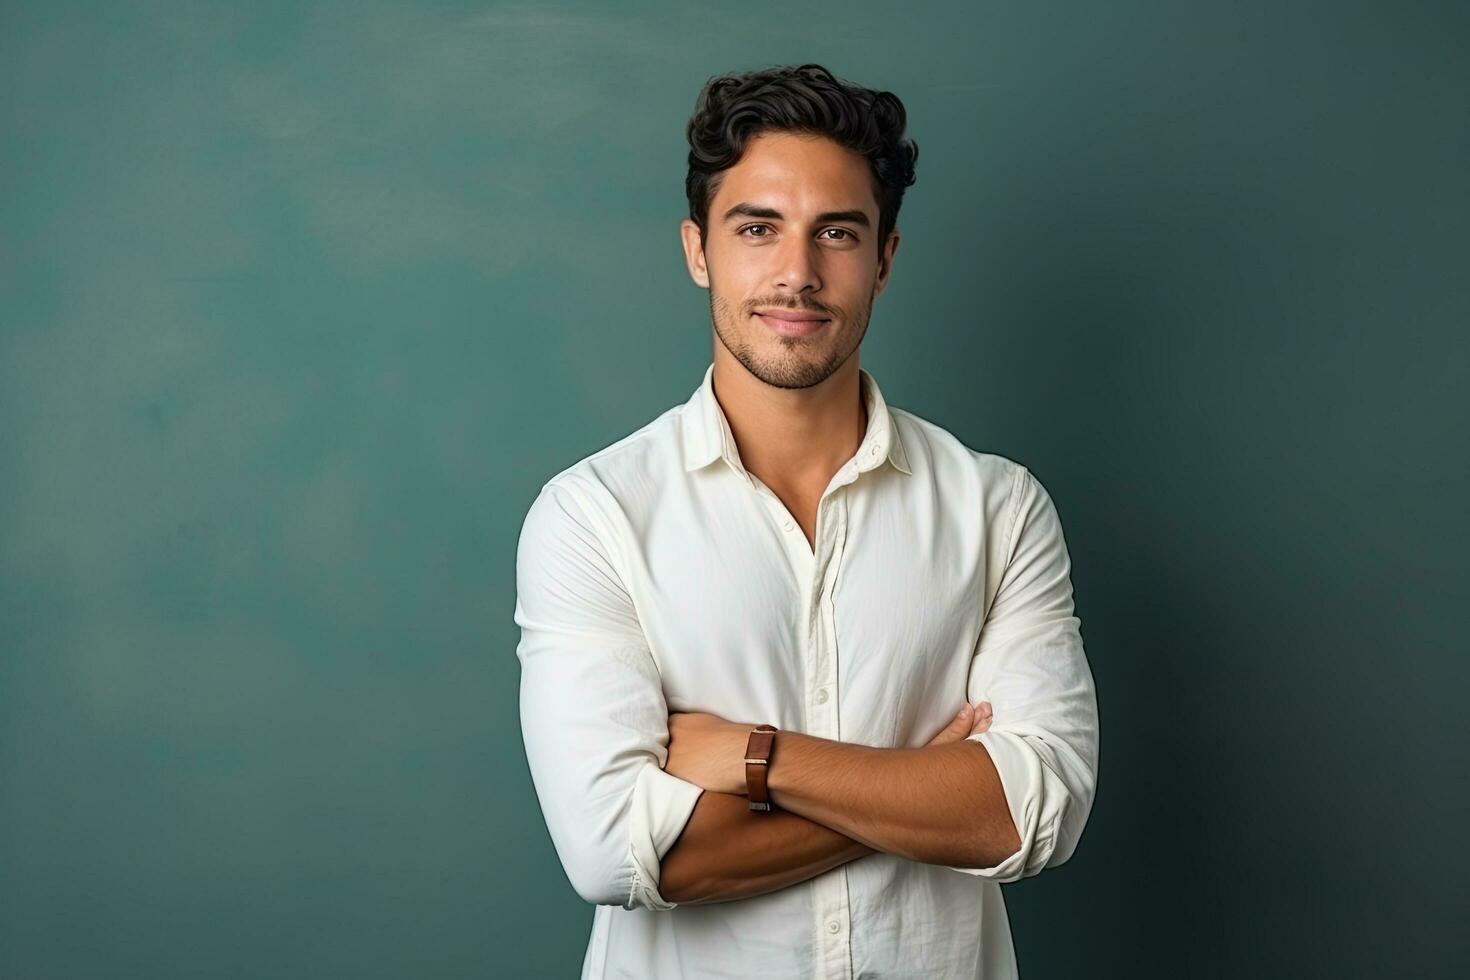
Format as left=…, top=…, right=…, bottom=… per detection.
left=708, top=282, right=875, bottom=391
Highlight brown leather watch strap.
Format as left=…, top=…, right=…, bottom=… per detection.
left=745, top=724, right=779, bottom=812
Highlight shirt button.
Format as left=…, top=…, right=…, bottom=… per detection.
left=826, top=919, right=841, bottom=934
left=815, top=688, right=829, bottom=704
left=782, top=519, right=794, bottom=531
left=870, top=445, right=880, bottom=457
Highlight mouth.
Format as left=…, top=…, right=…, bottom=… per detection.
left=754, top=310, right=831, bottom=337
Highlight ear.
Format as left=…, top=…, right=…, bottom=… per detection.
left=872, top=229, right=901, bottom=299
left=680, top=218, right=710, bottom=288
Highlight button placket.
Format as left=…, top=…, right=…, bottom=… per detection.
left=809, top=493, right=839, bottom=737
left=748, top=467, right=858, bottom=980
left=814, top=487, right=854, bottom=980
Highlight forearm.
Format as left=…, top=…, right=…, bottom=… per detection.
left=766, top=732, right=1020, bottom=868
left=659, top=789, right=874, bottom=905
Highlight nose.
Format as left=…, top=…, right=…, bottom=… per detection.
left=772, top=235, right=822, bottom=295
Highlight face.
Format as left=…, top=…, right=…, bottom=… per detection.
left=680, top=131, right=900, bottom=390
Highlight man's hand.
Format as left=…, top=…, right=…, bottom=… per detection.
left=666, top=701, right=994, bottom=795
left=925, top=700, right=993, bottom=746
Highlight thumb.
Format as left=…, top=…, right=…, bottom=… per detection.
left=926, top=703, right=976, bottom=746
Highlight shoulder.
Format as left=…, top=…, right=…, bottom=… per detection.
left=889, top=404, right=1030, bottom=493
left=521, top=400, right=685, bottom=537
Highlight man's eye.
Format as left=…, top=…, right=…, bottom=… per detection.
left=738, top=225, right=855, bottom=241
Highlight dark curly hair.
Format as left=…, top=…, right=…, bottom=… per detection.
left=684, top=63, right=919, bottom=259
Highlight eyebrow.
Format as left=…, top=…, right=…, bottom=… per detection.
left=721, top=202, right=872, bottom=228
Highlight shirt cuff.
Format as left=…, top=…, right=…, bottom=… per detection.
left=943, top=729, right=1063, bottom=882
left=625, top=762, right=706, bottom=910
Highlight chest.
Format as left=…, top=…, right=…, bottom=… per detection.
left=618, top=473, right=993, bottom=747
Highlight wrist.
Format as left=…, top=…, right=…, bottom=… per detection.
left=727, top=723, right=753, bottom=795
left=743, top=724, right=778, bottom=811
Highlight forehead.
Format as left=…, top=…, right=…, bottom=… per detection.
left=712, top=131, right=878, bottom=217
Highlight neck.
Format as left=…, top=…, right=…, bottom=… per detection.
left=710, top=350, right=869, bottom=493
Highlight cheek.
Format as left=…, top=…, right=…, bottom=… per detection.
left=709, top=247, right=769, bottom=288
left=711, top=278, right=757, bottom=314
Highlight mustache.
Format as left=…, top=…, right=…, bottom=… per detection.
left=749, top=299, right=838, bottom=317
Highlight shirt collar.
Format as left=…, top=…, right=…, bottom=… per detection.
left=680, top=362, right=913, bottom=478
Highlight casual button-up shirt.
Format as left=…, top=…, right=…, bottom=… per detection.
left=513, top=362, right=1100, bottom=979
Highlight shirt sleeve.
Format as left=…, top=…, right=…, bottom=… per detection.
left=513, top=478, right=705, bottom=910
left=943, top=465, right=1101, bottom=882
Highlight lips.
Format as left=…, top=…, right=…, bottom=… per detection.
left=755, top=311, right=830, bottom=337
left=754, top=310, right=828, bottom=322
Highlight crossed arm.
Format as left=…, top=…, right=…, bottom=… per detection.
left=659, top=704, right=1017, bottom=905
left=658, top=791, right=875, bottom=906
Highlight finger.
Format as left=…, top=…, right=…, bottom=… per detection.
left=940, top=705, right=972, bottom=735
left=925, top=704, right=975, bottom=746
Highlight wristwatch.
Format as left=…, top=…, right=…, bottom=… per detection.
left=745, top=724, right=779, bottom=812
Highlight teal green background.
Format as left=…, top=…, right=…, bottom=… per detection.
left=2, top=2, right=1466, bottom=977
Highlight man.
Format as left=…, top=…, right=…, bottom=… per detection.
left=514, top=63, right=1100, bottom=979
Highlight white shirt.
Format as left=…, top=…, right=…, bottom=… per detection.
left=513, top=362, right=1100, bottom=979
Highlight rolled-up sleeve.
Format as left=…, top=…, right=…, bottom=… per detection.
left=513, top=478, right=705, bottom=910
left=945, top=465, right=1100, bottom=882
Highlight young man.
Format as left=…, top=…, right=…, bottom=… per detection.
left=514, top=63, right=1100, bottom=979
